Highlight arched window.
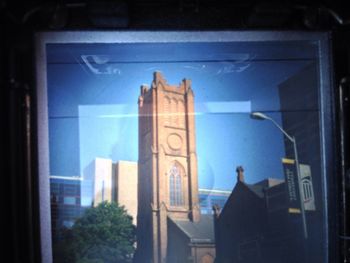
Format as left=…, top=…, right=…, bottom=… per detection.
left=169, top=163, right=183, bottom=206
left=302, top=179, right=313, bottom=201
left=201, top=254, right=214, bottom=263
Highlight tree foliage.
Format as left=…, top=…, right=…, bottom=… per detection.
left=54, top=202, right=136, bottom=263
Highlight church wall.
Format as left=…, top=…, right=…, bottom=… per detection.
left=136, top=72, right=203, bottom=263
left=215, top=183, right=266, bottom=263
left=136, top=85, right=155, bottom=262
left=191, top=245, right=216, bottom=263
left=167, top=218, right=191, bottom=263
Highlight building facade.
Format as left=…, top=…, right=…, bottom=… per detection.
left=92, top=157, right=113, bottom=206
left=136, top=72, right=210, bottom=263
left=278, top=63, right=323, bottom=263
left=167, top=215, right=216, bottom=263
left=50, top=176, right=86, bottom=240
left=91, top=158, right=138, bottom=225
left=214, top=167, right=307, bottom=263
left=115, top=160, right=138, bottom=225
left=92, top=158, right=228, bottom=227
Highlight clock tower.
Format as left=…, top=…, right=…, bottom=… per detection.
left=136, top=72, right=200, bottom=263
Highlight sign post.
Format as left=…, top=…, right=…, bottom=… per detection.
left=282, top=157, right=308, bottom=240
left=282, top=158, right=302, bottom=214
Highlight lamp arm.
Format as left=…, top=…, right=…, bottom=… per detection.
left=267, top=117, right=295, bottom=143
left=253, top=112, right=308, bottom=240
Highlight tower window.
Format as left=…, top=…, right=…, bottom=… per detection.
left=164, top=97, right=171, bottom=125
left=169, top=164, right=184, bottom=206
left=171, top=99, right=178, bottom=126
left=178, top=100, right=185, bottom=128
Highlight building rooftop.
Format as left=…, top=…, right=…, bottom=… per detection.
left=170, top=215, right=215, bottom=244
left=198, top=188, right=232, bottom=196
left=254, top=178, right=284, bottom=188
left=245, top=183, right=265, bottom=198
left=243, top=178, right=285, bottom=198
left=50, top=175, right=83, bottom=181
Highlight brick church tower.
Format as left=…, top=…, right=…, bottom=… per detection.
left=136, top=72, right=201, bottom=263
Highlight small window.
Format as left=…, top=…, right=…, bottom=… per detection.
left=63, top=196, right=76, bottom=205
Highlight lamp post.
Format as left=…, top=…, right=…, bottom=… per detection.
left=250, top=111, right=308, bottom=240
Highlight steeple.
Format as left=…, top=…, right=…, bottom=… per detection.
left=236, top=166, right=245, bottom=183
left=137, top=72, right=200, bottom=263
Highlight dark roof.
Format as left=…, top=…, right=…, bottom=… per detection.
left=244, top=183, right=265, bottom=198
left=243, top=178, right=284, bottom=198
left=169, top=215, right=215, bottom=244
left=255, top=178, right=284, bottom=188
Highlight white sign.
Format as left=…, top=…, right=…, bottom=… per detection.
left=299, top=164, right=316, bottom=211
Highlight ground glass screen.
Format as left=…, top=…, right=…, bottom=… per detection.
left=41, top=33, right=332, bottom=263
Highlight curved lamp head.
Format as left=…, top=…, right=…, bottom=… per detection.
left=250, top=112, right=269, bottom=120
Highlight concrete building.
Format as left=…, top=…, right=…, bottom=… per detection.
left=93, top=157, right=113, bottom=206
left=91, top=158, right=138, bottom=225
left=115, top=161, right=138, bottom=225
left=135, top=72, right=215, bottom=263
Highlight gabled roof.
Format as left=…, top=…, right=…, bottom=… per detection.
left=255, top=178, right=284, bottom=188
left=244, top=183, right=265, bottom=198
left=218, top=177, right=286, bottom=217
left=243, top=178, right=284, bottom=198
left=169, top=215, right=215, bottom=244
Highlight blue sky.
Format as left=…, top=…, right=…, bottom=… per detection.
left=47, top=41, right=316, bottom=192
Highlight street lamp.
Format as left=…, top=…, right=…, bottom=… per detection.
left=250, top=111, right=308, bottom=240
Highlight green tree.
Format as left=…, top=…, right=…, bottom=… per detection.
left=56, top=201, right=136, bottom=263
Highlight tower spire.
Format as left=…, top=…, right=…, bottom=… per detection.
left=137, top=72, right=200, bottom=263
left=236, top=166, right=245, bottom=183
